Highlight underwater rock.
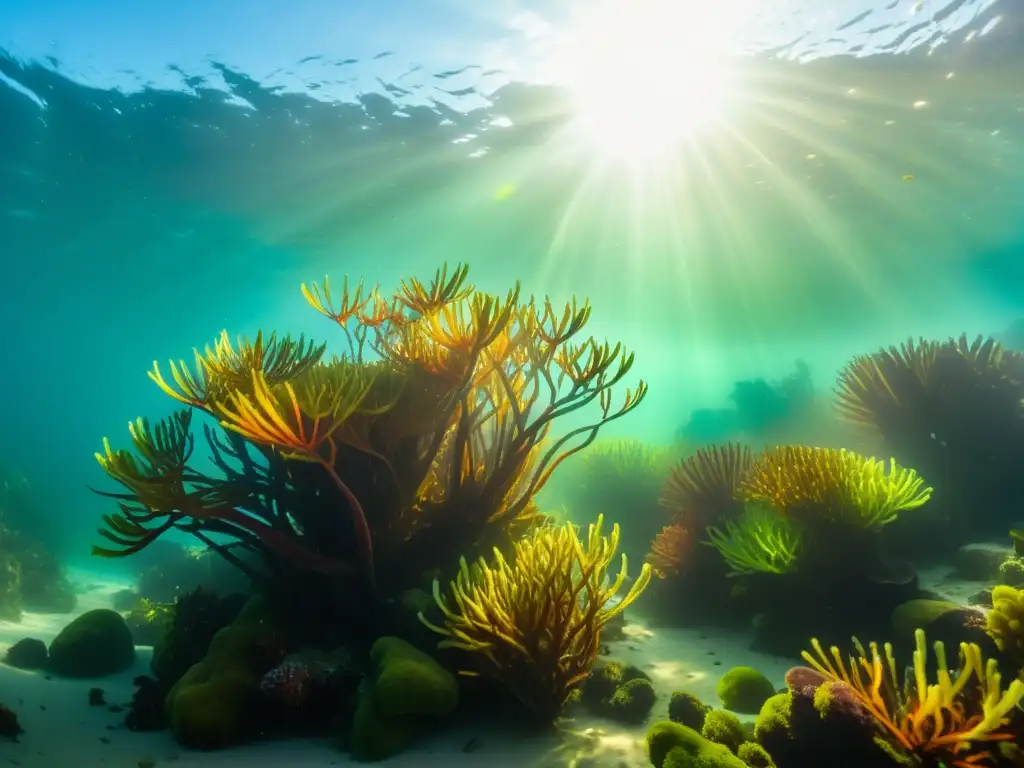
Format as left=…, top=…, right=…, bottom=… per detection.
left=601, top=678, right=657, bottom=724
left=151, top=588, right=247, bottom=688
left=0, top=703, right=23, bottom=741
left=716, top=666, right=776, bottom=714
left=953, top=542, right=1011, bottom=582
left=968, top=588, right=994, bottom=607
left=667, top=691, right=711, bottom=731
left=646, top=720, right=747, bottom=768
left=889, top=599, right=997, bottom=659
left=48, top=609, right=134, bottom=677
left=349, top=636, right=459, bottom=762
left=987, top=585, right=1024, bottom=667
left=579, top=660, right=656, bottom=722
left=260, top=645, right=357, bottom=728
left=165, top=596, right=286, bottom=750
left=3, top=637, right=47, bottom=669
left=754, top=668, right=899, bottom=768
left=124, top=675, right=167, bottom=732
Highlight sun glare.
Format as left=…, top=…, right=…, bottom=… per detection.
left=555, top=0, right=744, bottom=160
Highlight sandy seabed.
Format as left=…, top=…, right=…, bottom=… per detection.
left=0, top=565, right=983, bottom=767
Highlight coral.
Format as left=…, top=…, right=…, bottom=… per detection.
left=648, top=443, right=753, bottom=587
left=420, top=514, right=651, bottom=724
left=668, top=691, right=712, bottom=730
left=47, top=609, right=135, bottom=677
left=716, top=666, right=777, bottom=715
left=700, top=709, right=745, bottom=752
left=736, top=741, right=775, bottom=767
left=660, top=443, right=752, bottom=530
left=986, top=585, right=1024, bottom=664
left=646, top=721, right=747, bottom=768
left=648, top=522, right=695, bottom=578
left=260, top=647, right=355, bottom=715
left=835, top=334, right=1024, bottom=535
left=801, top=627, right=1024, bottom=766
left=3, top=637, right=47, bottom=669
left=349, top=637, right=458, bottom=762
left=164, top=598, right=285, bottom=749
left=705, top=505, right=802, bottom=576
left=90, top=264, right=647, bottom=611
left=739, top=445, right=931, bottom=529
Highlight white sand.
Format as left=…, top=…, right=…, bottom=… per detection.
left=0, top=570, right=803, bottom=767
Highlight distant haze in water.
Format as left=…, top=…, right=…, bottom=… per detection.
left=0, top=0, right=1021, bottom=558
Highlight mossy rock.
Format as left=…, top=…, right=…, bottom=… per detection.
left=737, top=741, right=776, bottom=767
left=890, top=599, right=996, bottom=657
left=580, top=661, right=655, bottom=723
left=667, top=691, right=711, bottom=730
left=349, top=636, right=458, bottom=762
left=48, top=609, right=134, bottom=677
left=164, top=597, right=281, bottom=750
left=716, top=666, right=776, bottom=714
left=701, top=709, right=745, bottom=752
left=646, top=721, right=747, bottom=768
left=752, top=692, right=792, bottom=746
left=3, top=638, right=47, bottom=670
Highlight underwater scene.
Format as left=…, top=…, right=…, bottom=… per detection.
left=2, top=0, right=1024, bottom=766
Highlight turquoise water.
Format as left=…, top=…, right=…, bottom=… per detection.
left=2, top=0, right=1020, bottom=557
left=1, top=0, right=1024, bottom=764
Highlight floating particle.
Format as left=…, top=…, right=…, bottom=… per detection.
left=902, top=174, right=915, bottom=181
left=913, top=100, right=928, bottom=109
left=493, top=182, right=517, bottom=200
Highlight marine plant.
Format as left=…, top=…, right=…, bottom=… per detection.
left=986, top=585, right=1024, bottom=665
left=91, top=264, right=647, bottom=604
left=801, top=628, right=1024, bottom=767
left=648, top=442, right=752, bottom=577
left=738, top=445, right=932, bottom=530
left=835, top=334, right=1024, bottom=534
left=705, top=504, right=802, bottom=577
left=695, top=445, right=930, bottom=577
left=418, top=514, right=652, bottom=724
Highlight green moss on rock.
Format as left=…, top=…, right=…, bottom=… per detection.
left=48, top=609, right=134, bottom=677
left=716, top=666, right=776, bottom=714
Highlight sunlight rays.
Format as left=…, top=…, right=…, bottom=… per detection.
left=551, top=0, right=744, bottom=162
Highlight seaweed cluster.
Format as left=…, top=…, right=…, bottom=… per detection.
left=647, top=442, right=932, bottom=648
left=835, top=334, right=1024, bottom=542
left=91, top=264, right=646, bottom=635
left=420, top=514, right=651, bottom=724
